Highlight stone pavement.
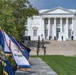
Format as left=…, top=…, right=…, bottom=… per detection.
left=15, top=58, right=57, bottom=75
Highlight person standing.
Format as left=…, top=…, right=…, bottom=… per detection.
left=42, top=38, right=44, bottom=48
left=61, top=36, right=63, bottom=41
left=49, top=35, right=51, bottom=40
left=43, top=46, right=46, bottom=55
left=37, top=36, right=40, bottom=55
left=71, top=36, right=74, bottom=41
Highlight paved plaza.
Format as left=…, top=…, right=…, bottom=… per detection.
left=15, top=58, right=57, bottom=75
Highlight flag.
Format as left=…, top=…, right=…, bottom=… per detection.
left=18, top=41, right=31, bottom=60
left=17, top=41, right=29, bottom=60
left=0, top=30, right=10, bottom=54
left=0, top=30, right=5, bottom=52
left=0, top=55, right=14, bottom=75
left=18, top=41, right=31, bottom=54
left=0, top=57, right=3, bottom=75
left=0, top=46, right=14, bottom=75
left=8, top=34, right=31, bottom=60
left=2, top=60, right=14, bottom=75
left=0, top=57, right=2, bottom=62
left=1, top=30, right=31, bottom=68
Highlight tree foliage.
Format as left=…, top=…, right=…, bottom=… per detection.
left=0, top=0, right=38, bottom=42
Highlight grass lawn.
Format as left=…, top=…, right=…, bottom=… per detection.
left=32, top=55, right=76, bottom=75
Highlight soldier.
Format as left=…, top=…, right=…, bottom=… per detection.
left=49, top=35, right=51, bottom=40
left=61, top=36, right=63, bottom=41
left=37, top=36, right=40, bottom=55
left=42, top=38, right=44, bottom=48
left=71, top=36, right=74, bottom=41
left=43, top=46, right=46, bottom=55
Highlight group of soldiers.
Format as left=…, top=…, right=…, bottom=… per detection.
left=37, top=37, right=46, bottom=56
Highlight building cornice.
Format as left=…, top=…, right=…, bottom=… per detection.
left=40, top=6, right=75, bottom=15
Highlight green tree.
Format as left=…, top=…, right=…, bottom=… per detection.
left=0, top=0, right=38, bottom=42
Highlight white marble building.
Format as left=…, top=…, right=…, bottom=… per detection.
left=25, top=6, right=76, bottom=41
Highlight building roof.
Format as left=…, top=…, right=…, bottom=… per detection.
left=39, top=6, right=76, bottom=14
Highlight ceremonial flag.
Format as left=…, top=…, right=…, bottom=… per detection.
left=0, top=58, right=2, bottom=75
left=18, top=41, right=31, bottom=59
left=0, top=30, right=5, bottom=52
left=17, top=41, right=29, bottom=60
left=0, top=30, right=10, bottom=54
left=0, top=57, right=2, bottom=62
left=18, top=41, right=31, bottom=54
left=8, top=34, right=31, bottom=60
left=0, top=30, right=31, bottom=68
left=0, top=47, right=14, bottom=75
left=2, top=60, right=14, bottom=75
left=0, top=54, right=14, bottom=75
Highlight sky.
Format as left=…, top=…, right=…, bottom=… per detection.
left=29, top=0, right=76, bottom=10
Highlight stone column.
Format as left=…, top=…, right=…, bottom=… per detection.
left=66, top=18, right=68, bottom=38
left=48, top=18, right=50, bottom=39
left=72, top=18, right=74, bottom=32
left=53, top=18, right=56, bottom=38
left=41, top=18, right=45, bottom=39
left=72, top=17, right=75, bottom=40
left=73, top=16, right=76, bottom=40
left=60, top=18, right=62, bottom=32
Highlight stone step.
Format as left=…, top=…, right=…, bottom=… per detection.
left=28, top=40, right=76, bottom=56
